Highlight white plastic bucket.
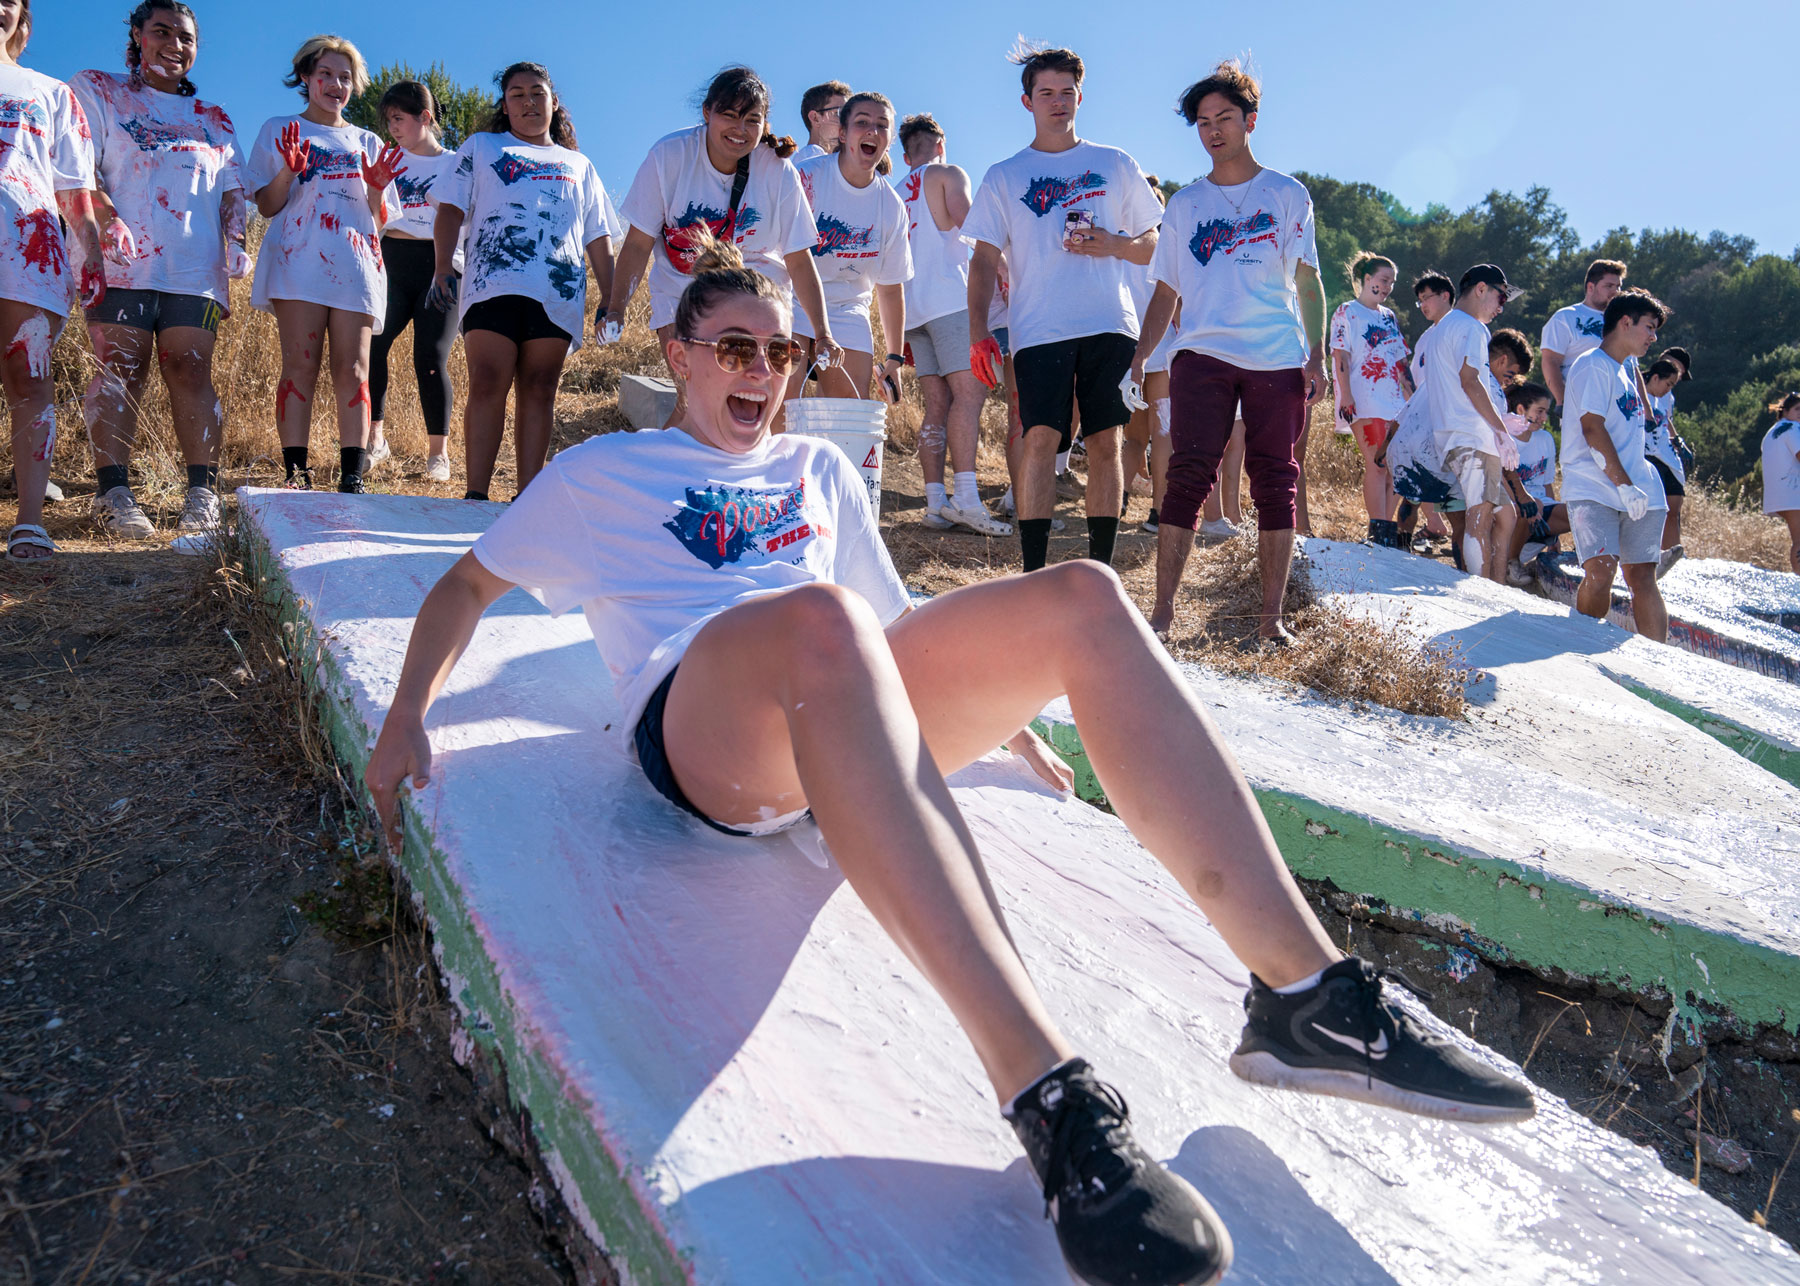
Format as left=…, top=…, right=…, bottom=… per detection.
left=787, top=397, right=887, bottom=514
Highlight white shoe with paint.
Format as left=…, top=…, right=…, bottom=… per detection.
left=942, top=502, right=1013, bottom=536
left=1199, top=517, right=1238, bottom=542
left=367, top=436, right=392, bottom=467
left=178, top=486, right=222, bottom=533
left=93, top=486, right=155, bottom=539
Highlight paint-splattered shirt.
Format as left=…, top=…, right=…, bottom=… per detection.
left=620, top=125, right=818, bottom=330
left=0, top=63, right=94, bottom=315
left=439, top=132, right=615, bottom=352
left=792, top=154, right=911, bottom=354
left=1541, top=302, right=1606, bottom=382
left=471, top=428, right=911, bottom=747
left=69, top=71, right=240, bottom=304
left=964, top=139, right=1164, bottom=352
left=1761, top=420, right=1800, bottom=515
left=384, top=146, right=461, bottom=241
left=1149, top=167, right=1318, bottom=372
left=245, top=115, right=397, bottom=329
left=1329, top=298, right=1409, bottom=423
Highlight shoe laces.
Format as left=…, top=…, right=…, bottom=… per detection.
left=1334, top=961, right=1442, bottom=1085
left=1039, top=1076, right=1135, bottom=1218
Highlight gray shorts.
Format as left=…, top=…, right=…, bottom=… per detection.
left=1568, top=499, right=1663, bottom=566
left=1443, top=446, right=1507, bottom=508
left=905, top=309, right=971, bottom=378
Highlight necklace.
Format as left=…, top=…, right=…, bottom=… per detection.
left=1207, top=166, right=1263, bottom=215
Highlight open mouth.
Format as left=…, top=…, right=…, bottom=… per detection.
left=858, top=139, right=880, bottom=161
left=726, top=389, right=768, bottom=426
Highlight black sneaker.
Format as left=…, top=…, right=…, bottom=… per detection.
left=1008, top=1060, right=1231, bottom=1286
left=1142, top=508, right=1160, bottom=533
left=338, top=474, right=367, bottom=495
left=1230, top=957, right=1535, bottom=1123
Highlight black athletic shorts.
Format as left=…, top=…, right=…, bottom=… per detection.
left=1649, top=456, right=1686, bottom=498
left=85, top=288, right=223, bottom=335
left=461, top=293, right=571, bottom=345
left=1013, top=331, right=1137, bottom=453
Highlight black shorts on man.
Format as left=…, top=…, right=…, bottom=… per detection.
left=1013, top=332, right=1136, bottom=453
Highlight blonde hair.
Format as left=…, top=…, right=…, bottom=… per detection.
left=283, top=34, right=370, bottom=102
left=6, top=0, right=31, bottom=59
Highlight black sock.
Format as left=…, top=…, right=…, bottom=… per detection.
left=1087, top=515, right=1118, bottom=566
left=1146, top=507, right=1159, bottom=525
left=463, top=489, right=489, bottom=502
left=282, top=446, right=309, bottom=477
left=1019, top=518, right=1052, bottom=572
left=96, top=464, right=129, bottom=494
left=339, top=447, right=368, bottom=480
left=187, top=463, right=219, bottom=491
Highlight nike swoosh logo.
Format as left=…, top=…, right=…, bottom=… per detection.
left=1311, top=1023, right=1389, bottom=1060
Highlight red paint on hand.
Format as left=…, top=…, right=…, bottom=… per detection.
left=969, top=337, right=1003, bottom=390
left=79, top=261, right=106, bottom=309
left=361, top=144, right=407, bottom=191
left=278, top=122, right=312, bottom=177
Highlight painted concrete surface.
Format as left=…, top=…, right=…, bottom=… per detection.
left=239, top=491, right=1797, bottom=1285
left=1533, top=552, right=1800, bottom=685
left=619, top=374, right=678, bottom=429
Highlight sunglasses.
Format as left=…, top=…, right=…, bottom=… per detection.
left=682, top=332, right=803, bottom=375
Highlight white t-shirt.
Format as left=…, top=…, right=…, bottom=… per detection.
left=792, top=154, right=912, bottom=353
left=246, top=115, right=397, bottom=327
left=386, top=146, right=461, bottom=240
left=0, top=64, right=94, bottom=315
left=1387, top=387, right=1452, bottom=500
left=620, top=126, right=817, bottom=330
left=1763, top=420, right=1800, bottom=514
left=1513, top=429, right=1557, bottom=505
left=69, top=71, right=240, bottom=303
left=898, top=162, right=970, bottom=329
left=1329, top=298, right=1409, bottom=422
left=1560, top=347, right=1666, bottom=511
left=440, top=132, right=614, bottom=352
left=1541, top=302, right=1606, bottom=382
left=1425, top=308, right=1496, bottom=457
left=1643, top=390, right=1684, bottom=481
left=963, top=139, right=1164, bottom=352
left=1150, top=169, right=1318, bottom=371
left=794, top=142, right=829, bottom=164
left=471, top=428, right=913, bottom=747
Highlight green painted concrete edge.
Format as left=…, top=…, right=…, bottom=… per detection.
left=1031, top=714, right=1797, bottom=1036
left=1608, top=676, right=1800, bottom=792
left=239, top=520, right=692, bottom=1286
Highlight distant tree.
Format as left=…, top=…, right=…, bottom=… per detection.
left=348, top=62, right=489, bottom=149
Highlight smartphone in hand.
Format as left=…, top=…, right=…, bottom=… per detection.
left=1063, top=209, right=1094, bottom=249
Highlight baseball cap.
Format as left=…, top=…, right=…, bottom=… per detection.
left=1458, top=263, right=1524, bottom=301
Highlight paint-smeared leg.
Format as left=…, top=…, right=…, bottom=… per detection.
left=157, top=326, right=222, bottom=470
left=887, top=562, right=1339, bottom=989
left=460, top=330, right=518, bottom=498
left=271, top=299, right=329, bottom=450
left=662, top=583, right=1072, bottom=1102
left=2, top=301, right=61, bottom=545
left=1784, top=512, right=1800, bottom=576
left=326, top=309, right=374, bottom=450
left=1576, top=554, right=1618, bottom=620
left=84, top=321, right=154, bottom=472
left=511, top=337, right=570, bottom=495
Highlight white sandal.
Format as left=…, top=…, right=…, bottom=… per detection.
left=7, top=523, right=55, bottom=561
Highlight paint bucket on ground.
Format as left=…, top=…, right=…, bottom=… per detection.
left=786, top=397, right=888, bottom=514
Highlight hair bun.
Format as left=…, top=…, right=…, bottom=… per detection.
left=686, top=224, right=745, bottom=276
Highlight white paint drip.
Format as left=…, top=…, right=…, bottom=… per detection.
left=29, top=404, right=55, bottom=461
left=9, top=315, right=51, bottom=379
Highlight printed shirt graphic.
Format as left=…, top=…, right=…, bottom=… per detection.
left=70, top=71, right=240, bottom=302
left=1423, top=308, right=1496, bottom=457
left=0, top=64, right=94, bottom=315
left=898, top=161, right=971, bottom=328
left=1541, top=302, right=1606, bottom=379
left=792, top=154, right=911, bottom=353
left=1643, top=389, right=1684, bottom=480
left=470, top=428, right=911, bottom=748
left=1559, top=347, right=1666, bottom=510
left=620, top=125, right=817, bottom=330
left=245, top=115, right=397, bottom=329
left=439, top=133, right=614, bottom=351
left=384, top=146, right=461, bottom=239
left=1762, top=420, right=1800, bottom=514
left=1514, top=430, right=1556, bottom=505
left=963, top=139, right=1164, bottom=351
left=1150, top=168, right=1318, bottom=371
left=1329, top=298, right=1410, bottom=422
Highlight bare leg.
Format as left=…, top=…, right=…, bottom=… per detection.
left=917, top=373, right=950, bottom=492
left=326, top=309, right=374, bottom=451
left=1621, top=562, right=1668, bottom=642
left=1016, top=425, right=1060, bottom=522
left=1351, top=422, right=1389, bottom=522
left=1784, top=511, right=1800, bottom=575
left=1146, top=371, right=1171, bottom=515
left=1122, top=406, right=1151, bottom=498
left=270, top=299, right=329, bottom=450
left=84, top=322, right=153, bottom=473
left=1576, top=554, right=1618, bottom=620
left=946, top=369, right=986, bottom=478
left=461, top=330, right=518, bottom=497
left=1, top=302, right=60, bottom=549
left=663, top=583, right=1072, bottom=1102
left=1082, top=426, right=1122, bottom=521
left=157, top=326, right=222, bottom=469
left=1221, top=420, right=1246, bottom=525
left=1257, top=528, right=1297, bottom=638
left=1292, top=418, right=1313, bottom=536
left=1151, top=523, right=1196, bottom=636
left=1662, top=494, right=1683, bottom=549
left=1486, top=504, right=1516, bottom=583
left=511, top=336, right=571, bottom=495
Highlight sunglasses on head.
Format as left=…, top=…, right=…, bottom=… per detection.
left=682, top=332, right=802, bottom=374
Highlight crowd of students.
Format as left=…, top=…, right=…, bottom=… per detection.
left=17, top=7, right=1800, bottom=1283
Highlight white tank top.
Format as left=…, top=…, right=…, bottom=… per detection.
left=900, top=162, right=971, bottom=328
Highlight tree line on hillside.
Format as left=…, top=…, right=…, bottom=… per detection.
left=343, top=63, right=1793, bottom=498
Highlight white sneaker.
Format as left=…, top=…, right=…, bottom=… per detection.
left=922, top=503, right=955, bottom=529
left=178, top=486, right=222, bottom=533
left=367, top=436, right=392, bottom=467
left=424, top=453, right=451, bottom=483
left=1656, top=544, right=1684, bottom=579
left=1199, top=517, right=1238, bottom=542
left=1505, top=559, right=1533, bottom=588
left=943, top=502, right=1013, bottom=536
left=92, top=485, right=155, bottom=538
left=997, top=487, right=1016, bottom=516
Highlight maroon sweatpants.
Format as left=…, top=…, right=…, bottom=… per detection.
left=1162, top=351, right=1305, bottom=532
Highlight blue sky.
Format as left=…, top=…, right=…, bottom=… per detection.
left=28, top=0, right=1798, bottom=261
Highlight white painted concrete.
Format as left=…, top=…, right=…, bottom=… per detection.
left=241, top=492, right=1797, bottom=1284
left=619, top=374, right=678, bottom=429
